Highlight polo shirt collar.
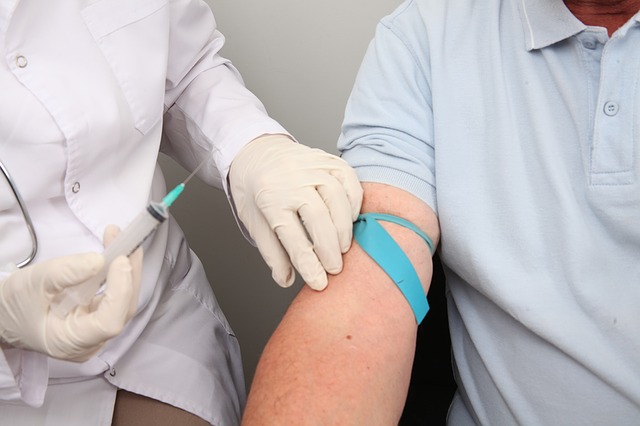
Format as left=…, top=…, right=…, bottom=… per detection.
left=517, top=0, right=586, bottom=50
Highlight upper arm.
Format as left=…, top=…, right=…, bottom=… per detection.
left=242, top=182, right=439, bottom=424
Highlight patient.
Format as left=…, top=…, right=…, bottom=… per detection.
left=242, top=0, right=640, bottom=423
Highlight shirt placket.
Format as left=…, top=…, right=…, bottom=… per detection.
left=590, top=25, right=640, bottom=186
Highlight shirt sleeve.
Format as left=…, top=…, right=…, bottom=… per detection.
left=338, top=6, right=438, bottom=214
left=161, top=0, right=289, bottom=195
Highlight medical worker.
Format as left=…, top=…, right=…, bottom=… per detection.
left=243, top=0, right=640, bottom=424
left=0, top=0, right=362, bottom=424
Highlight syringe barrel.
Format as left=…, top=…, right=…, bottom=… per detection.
left=51, top=202, right=167, bottom=317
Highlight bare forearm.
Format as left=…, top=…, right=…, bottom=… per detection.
left=243, top=245, right=420, bottom=424
left=243, top=183, right=439, bottom=424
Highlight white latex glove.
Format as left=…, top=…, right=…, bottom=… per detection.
left=229, top=134, right=363, bottom=290
left=0, top=225, right=142, bottom=362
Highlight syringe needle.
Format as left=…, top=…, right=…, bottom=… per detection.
left=182, top=158, right=208, bottom=185
left=162, top=158, right=209, bottom=207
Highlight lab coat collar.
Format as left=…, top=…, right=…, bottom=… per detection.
left=0, top=0, right=21, bottom=33
left=516, top=0, right=586, bottom=50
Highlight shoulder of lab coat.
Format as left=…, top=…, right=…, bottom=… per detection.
left=161, top=0, right=290, bottom=194
left=160, top=0, right=290, bottom=244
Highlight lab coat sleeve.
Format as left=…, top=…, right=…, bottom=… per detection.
left=0, top=348, right=48, bottom=407
left=161, top=0, right=289, bottom=194
left=0, top=272, right=48, bottom=406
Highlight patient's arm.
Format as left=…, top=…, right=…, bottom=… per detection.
left=242, top=182, right=440, bottom=425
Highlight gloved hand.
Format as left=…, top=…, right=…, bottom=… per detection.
left=229, top=134, right=363, bottom=290
left=0, top=225, right=142, bottom=362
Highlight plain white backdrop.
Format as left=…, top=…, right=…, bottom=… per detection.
left=159, top=0, right=402, bottom=389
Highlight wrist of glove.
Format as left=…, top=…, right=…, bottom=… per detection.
left=229, top=134, right=363, bottom=290
left=0, top=225, right=142, bottom=362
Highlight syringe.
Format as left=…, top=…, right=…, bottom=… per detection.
left=52, top=162, right=205, bottom=317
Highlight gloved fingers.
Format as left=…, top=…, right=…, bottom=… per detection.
left=84, top=223, right=118, bottom=314
left=313, top=177, right=357, bottom=254
left=251, top=215, right=296, bottom=288
left=103, top=224, right=143, bottom=319
left=289, top=146, right=362, bottom=221
left=64, top=345, right=104, bottom=363
left=87, top=292, right=105, bottom=313
left=256, top=178, right=345, bottom=275
left=103, top=224, right=121, bottom=247
left=229, top=133, right=362, bottom=292
left=92, top=225, right=121, bottom=312
left=44, top=318, right=105, bottom=362
left=34, top=253, right=105, bottom=296
left=45, top=303, right=106, bottom=361
left=328, top=159, right=363, bottom=221
left=293, top=193, right=344, bottom=274
left=269, top=209, right=330, bottom=291
left=75, top=256, right=134, bottom=345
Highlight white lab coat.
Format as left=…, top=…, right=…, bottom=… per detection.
left=0, top=0, right=288, bottom=424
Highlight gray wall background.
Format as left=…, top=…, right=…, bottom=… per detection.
left=159, top=0, right=401, bottom=389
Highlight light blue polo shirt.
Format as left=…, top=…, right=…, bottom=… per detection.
left=339, top=0, right=640, bottom=424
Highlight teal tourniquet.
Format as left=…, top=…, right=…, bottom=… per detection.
left=353, top=213, right=433, bottom=324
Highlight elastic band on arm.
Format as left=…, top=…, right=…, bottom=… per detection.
left=353, top=213, right=434, bottom=324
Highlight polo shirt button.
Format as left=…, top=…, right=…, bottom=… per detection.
left=582, top=40, right=597, bottom=50
left=71, top=182, right=81, bottom=193
left=603, top=101, right=619, bottom=117
left=15, top=55, right=28, bottom=68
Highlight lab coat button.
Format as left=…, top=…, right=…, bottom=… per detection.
left=603, top=101, right=619, bottom=116
left=109, top=368, right=116, bottom=377
left=71, top=182, right=81, bottom=193
left=15, top=55, right=28, bottom=68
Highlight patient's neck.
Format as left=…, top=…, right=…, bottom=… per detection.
left=564, top=0, right=640, bottom=35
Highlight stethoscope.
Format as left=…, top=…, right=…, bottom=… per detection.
left=0, top=158, right=38, bottom=268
